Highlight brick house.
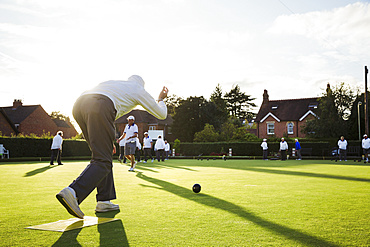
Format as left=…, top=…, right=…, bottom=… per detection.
left=0, top=100, right=78, bottom=138
left=115, top=109, right=174, bottom=142
left=255, top=90, right=319, bottom=139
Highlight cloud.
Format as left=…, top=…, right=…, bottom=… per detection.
left=268, top=2, right=370, bottom=60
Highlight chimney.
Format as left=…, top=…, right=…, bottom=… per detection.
left=262, top=89, right=269, bottom=105
left=13, top=99, right=23, bottom=109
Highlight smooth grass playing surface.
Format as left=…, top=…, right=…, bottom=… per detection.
left=0, top=159, right=369, bottom=246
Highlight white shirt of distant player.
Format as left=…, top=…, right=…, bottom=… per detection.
left=155, top=138, right=166, bottom=150
left=338, top=139, right=348, bottom=150
left=136, top=138, right=142, bottom=149
left=280, top=141, right=288, bottom=151
left=362, top=138, right=370, bottom=149
left=80, top=75, right=167, bottom=120
left=119, top=138, right=126, bottom=147
left=124, top=123, right=138, bottom=143
left=165, top=142, right=170, bottom=152
left=261, top=141, right=268, bottom=150
left=51, top=134, right=63, bottom=150
left=143, top=136, right=153, bottom=148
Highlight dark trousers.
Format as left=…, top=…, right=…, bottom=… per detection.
left=339, top=149, right=347, bottom=161
left=119, top=146, right=127, bottom=163
left=144, top=148, right=153, bottom=161
left=296, top=149, right=302, bottom=159
left=262, top=149, right=268, bottom=160
left=156, top=149, right=165, bottom=162
left=135, top=148, right=141, bottom=161
left=281, top=150, right=287, bottom=160
left=70, top=94, right=117, bottom=204
left=50, top=149, right=62, bottom=164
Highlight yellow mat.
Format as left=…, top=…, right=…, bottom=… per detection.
left=25, top=216, right=119, bottom=232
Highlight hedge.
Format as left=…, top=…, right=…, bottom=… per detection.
left=0, top=137, right=363, bottom=158
left=0, top=138, right=91, bottom=158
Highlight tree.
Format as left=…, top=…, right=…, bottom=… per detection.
left=164, top=94, right=182, bottom=116
left=193, top=124, right=220, bottom=142
left=224, top=85, right=256, bottom=121
left=172, top=96, right=232, bottom=142
left=209, top=84, right=229, bottom=130
left=50, top=111, right=70, bottom=122
left=172, top=96, right=208, bottom=142
left=303, top=83, right=356, bottom=138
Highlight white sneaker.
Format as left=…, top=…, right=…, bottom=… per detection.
left=133, top=161, right=137, bottom=170
left=143, top=161, right=147, bottom=163
left=95, top=201, right=120, bottom=212
left=128, top=167, right=134, bottom=172
left=56, top=187, right=84, bottom=219
left=151, top=159, right=154, bottom=163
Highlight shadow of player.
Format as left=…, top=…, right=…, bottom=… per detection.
left=52, top=210, right=129, bottom=246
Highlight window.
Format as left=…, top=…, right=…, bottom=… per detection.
left=167, top=127, right=172, bottom=135
left=267, top=122, right=274, bottom=135
left=149, top=126, right=156, bottom=130
left=287, top=122, right=294, bottom=134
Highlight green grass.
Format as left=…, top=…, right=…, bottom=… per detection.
left=0, top=159, right=369, bottom=246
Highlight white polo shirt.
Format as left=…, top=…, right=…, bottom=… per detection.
left=261, top=142, right=268, bottom=150
left=124, top=123, right=138, bottom=143
left=280, top=141, right=288, bottom=151
left=338, top=140, right=347, bottom=150
left=143, top=136, right=152, bottom=149
left=155, top=138, right=166, bottom=150
left=165, top=143, right=170, bottom=152
left=51, top=135, right=63, bottom=150
left=81, top=75, right=167, bottom=120
left=362, top=138, right=370, bottom=149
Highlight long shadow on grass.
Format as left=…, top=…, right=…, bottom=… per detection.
left=245, top=167, right=370, bottom=183
left=52, top=210, right=129, bottom=247
left=24, top=165, right=56, bottom=177
left=96, top=210, right=129, bottom=247
left=144, top=160, right=370, bottom=183
left=136, top=172, right=339, bottom=247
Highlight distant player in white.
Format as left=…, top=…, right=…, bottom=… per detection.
left=155, top=135, right=166, bottom=162
left=279, top=138, right=288, bottom=161
left=143, top=132, right=154, bottom=163
left=50, top=131, right=63, bottom=165
left=362, top=134, right=370, bottom=162
left=261, top=139, right=268, bottom=160
left=337, top=136, right=348, bottom=161
left=164, top=140, right=170, bottom=160
left=118, top=115, right=138, bottom=171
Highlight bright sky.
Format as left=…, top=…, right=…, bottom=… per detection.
left=1, top=0, right=369, bottom=122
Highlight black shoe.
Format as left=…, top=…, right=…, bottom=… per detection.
left=58, top=163, right=63, bottom=165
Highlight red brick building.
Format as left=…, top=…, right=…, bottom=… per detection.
left=115, top=109, right=174, bottom=142
left=0, top=100, right=78, bottom=138
left=255, top=90, right=319, bottom=139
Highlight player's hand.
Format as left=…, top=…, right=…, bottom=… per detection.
left=113, top=144, right=117, bottom=154
left=158, top=86, right=169, bottom=101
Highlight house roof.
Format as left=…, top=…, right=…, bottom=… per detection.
left=255, top=97, right=319, bottom=122
left=1, top=105, right=39, bottom=124
left=115, top=109, right=173, bottom=125
left=52, top=119, right=72, bottom=128
left=0, top=108, right=20, bottom=134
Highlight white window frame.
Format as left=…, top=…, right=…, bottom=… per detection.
left=287, top=122, right=294, bottom=135
left=267, top=122, right=275, bottom=135
left=149, top=126, right=156, bottom=130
